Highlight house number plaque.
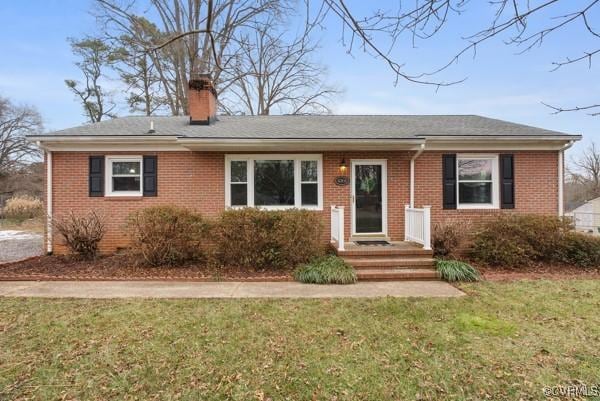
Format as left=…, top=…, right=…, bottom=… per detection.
left=334, top=176, right=350, bottom=186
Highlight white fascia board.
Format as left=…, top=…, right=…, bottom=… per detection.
left=40, top=143, right=187, bottom=152
left=27, top=135, right=178, bottom=142
left=424, top=137, right=580, bottom=151
left=33, top=137, right=426, bottom=152
left=28, top=136, right=185, bottom=152
left=28, top=134, right=582, bottom=152
left=177, top=138, right=426, bottom=151
left=423, top=135, right=582, bottom=141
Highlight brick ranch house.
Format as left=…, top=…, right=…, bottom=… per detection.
left=28, top=75, right=581, bottom=275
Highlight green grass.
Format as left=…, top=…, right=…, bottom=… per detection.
left=437, top=259, right=480, bottom=282
left=1, top=280, right=600, bottom=400
left=294, top=255, right=357, bottom=284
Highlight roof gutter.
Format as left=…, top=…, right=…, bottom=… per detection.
left=176, top=138, right=426, bottom=144
left=27, top=133, right=582, bottom=152
left=423, top=134, right=582, bottom=141
left=27, top=135, right=178, bottom=142
left=423, top=135, right=581, bottom=151
left=176, top=138, right=427, bottom=151
left=28, top=136, right=183, bottom=152
left=27, top=134, right=582, bottom=144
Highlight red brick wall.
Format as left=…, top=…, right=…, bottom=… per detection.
left=50, top=151, right=224, bottom=253
left=47, top=150, right=559, bottom=253
left=414, top=151, right=559, bottom=225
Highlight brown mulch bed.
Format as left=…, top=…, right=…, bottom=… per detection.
left=3, top=255, right=599, bottom=283
left=478, top=263, right=600, bottom=282
left=0, top=255, right=292, bottom=282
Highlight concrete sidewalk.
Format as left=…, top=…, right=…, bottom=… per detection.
left=0, top=280, right=464, bottom=299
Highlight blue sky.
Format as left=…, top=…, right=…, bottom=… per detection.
left=0, top=0, right=598, bottom=159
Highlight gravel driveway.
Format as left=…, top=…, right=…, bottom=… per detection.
left=0, top=231, right=44, bottom=263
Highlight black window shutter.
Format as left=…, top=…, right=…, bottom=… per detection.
left=143, top=155, right=158, bottom=197
left=89, top=156, right=104, bottom=197
left=442, top=154, right=457, bottom=209
left=500, top=154, right=515, bottom=209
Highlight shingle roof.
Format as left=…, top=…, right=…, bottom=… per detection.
left=34, top=114, right=577, bottom=139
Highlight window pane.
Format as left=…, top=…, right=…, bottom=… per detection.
left=113, top=161, right=140, bottom=175
left=301, top=183, right=318, bottom=206
left=301, top=160, right=318, bottom=182
left=459, top=182, right=492, bottom=204
left=254, top=160, right=294, bottom=206
left=231, top=183, right=247, bottom=206
left=458, top=159, right=492, bottom=181
left=113, top=177, right=140, bottom=192
left=231, top=161, right=247, bottom=182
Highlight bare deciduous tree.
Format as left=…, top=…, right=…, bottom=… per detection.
left=219, top=17, right=339, bottom=115
left=65, top=38, right=117, bottom=123
left=0, top=162, right=44, bottom=198
left=320, top=0, right=600, bottom=113
left=95, top=0, right=285, bottom=115
left=152, top=0, right=600, bottom=114
left=0, top=96, right=42, bottom=177
left=570, top=142, right=600, bottom=198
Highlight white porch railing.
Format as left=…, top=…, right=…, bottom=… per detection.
left=404, top=205, right=431, bottom=250
left=330, top=205, right=345, bottom=251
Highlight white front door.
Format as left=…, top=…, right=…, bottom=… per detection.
left=351, top=160, right=388, bottom=236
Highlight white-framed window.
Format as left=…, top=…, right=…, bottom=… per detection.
left=456, top=154, right=499, bottom=209
left=225, top=154, right=323, bottom=210
left=105, top=156, right=143, bottom=196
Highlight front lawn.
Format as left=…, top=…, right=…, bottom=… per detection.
left=1, top=280, right=599, bottom=400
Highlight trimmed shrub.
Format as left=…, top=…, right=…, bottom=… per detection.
left=277, top=210, right=326, bottom=267
left=436, top=259, right=480, bottom=282
left=3, top=195, right=43, bottom=220
left=432, top=220, right=472, bottom=259
left=472, top=214, right=600, bottom=268
left=555, top=232, right=600, bottom=267
left=127, top=206, right=208, bottom=266
left=215, top=208, right=324, bottom=270
left=294, top=255, right=357, bottom=284
left=53, top=210, right=105, bottom=260
left=472, top=230, right=532, bottom=267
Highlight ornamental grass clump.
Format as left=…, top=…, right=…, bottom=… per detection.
left=436, top=259, right=480, bottom=282
left=2, top=195, right=43, bottom=221
left=294, top=255, right=357, bottom=284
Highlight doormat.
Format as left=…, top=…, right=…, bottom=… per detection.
left=354, top=240, right=391, bottom=246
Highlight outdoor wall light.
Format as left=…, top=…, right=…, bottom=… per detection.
left=339, top=157, right=347, bottom=174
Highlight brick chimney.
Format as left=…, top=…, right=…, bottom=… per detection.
left=188, top=73, right=217, bottom=125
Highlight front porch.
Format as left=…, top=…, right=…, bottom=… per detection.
left=330, top=204, right=438, bottom=280
left=331, top=204, right=432, bottom=251
left=334, top=240, right=438, bottom=281
left=331, top=205, right=439, bottom=281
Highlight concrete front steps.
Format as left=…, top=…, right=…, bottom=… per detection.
left=335, top=241, right=440, bottom=281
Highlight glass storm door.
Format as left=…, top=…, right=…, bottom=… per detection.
left=353, top=162, right=385, bottom=234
